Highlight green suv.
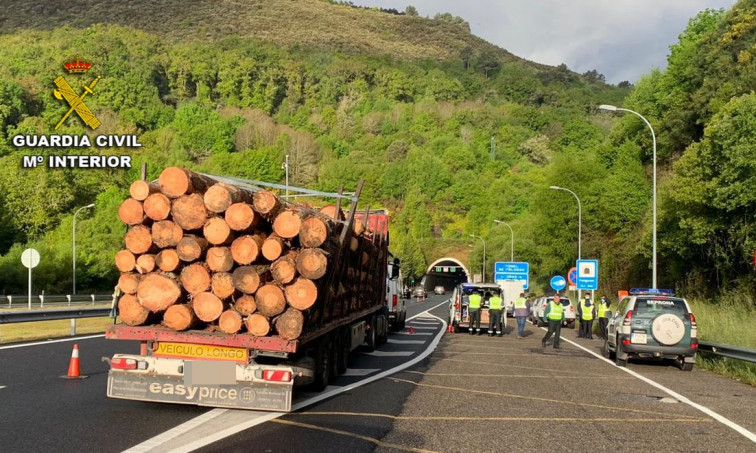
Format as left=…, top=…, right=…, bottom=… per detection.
left=603, top=288, right=698, bottom=371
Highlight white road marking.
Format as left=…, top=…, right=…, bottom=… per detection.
left=341, top=368, right=380, bottom=376
left=403, top=326, right=437, bottom=330
left=363, top=351, right=414, bottom=357
left=0, top=385, right=6, bottom=389
left=392, top=332, right=433, bottom=336
left=126, top=307, right=448, bottom=452
left=387, top=339, right=425, bottom=345
left=555, top=332, right=756, bottom=444
left=0, top=334, right=105, bottom=350
left=408, top=320, right=439, bottom=325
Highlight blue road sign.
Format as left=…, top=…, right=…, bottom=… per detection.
left=494, top=262, right=529, bottom=290
left=550, top=275, right=566, bottom=291
left=576, top=259, right=599, bottom=290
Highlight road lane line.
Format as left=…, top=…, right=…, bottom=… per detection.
left=557, top=335, right=756, bottom=443
left=0, top=334, right=105, bottom=350
left=388, top=339, right=425, bottom=345
left=393, top=332, right=433, bottom=336
left=123, top=409, right=230, bottom=453
left=341, top=368, right=380, bottom=376
left=292, top=411, right=710, bottom=423
left=402, top=370, right=634, bottom=379
left=363, top=351, right=414, bottom=357
left=440, top=357, right=588, bottom=375
left=402, top=326, right=436, bottom=330
left=408, top=321, right=439, bottom=325
left=0, top=385, right=6, bottom=389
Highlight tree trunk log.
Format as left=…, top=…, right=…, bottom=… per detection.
left=118, top=198, right=146, bottom=225
left=204, top=183, right=250, bottom=214
left=270, top=253, right=298, bottom=284
left=320, top=205, right=345, bottom=220
left=234, top=294, right=257, bottom=316
left=129, top=180, right=160, bottom=201
left=255, top=284, right=286, bottom=317
left=231, top=234, right=265, bottom=265
left=192, top=292, right=225, bottom=322
left=261, top=234, right=285, bottom=261
left=180, top=262, right=212, bottom=294
left=125, top=225, right=154, bottom=254
left=177, top=235, right=208, bottom=262
left=350, top=236, right=359, bottom=252
left=172, top=194, right=208, bottom=231
left=158, top=167, right=216, bottom=198
left=296, top=248, right=328, bottom=280
left=253, top=189, right=281, bottom=218
left=206, top=246, right=234, bottom=272
left=273, top=209, right=302, bottom=239
left=135, top=254, right=156, bottom=274
left=218, top=309, right=243, bottom=334
left=143, top=193, right=172, bottom=221
left=299, top=216, right=330, bottom=248
left=275, top=308, right=304, bottom=340
left=211, top=272, right=235, bottom=299
left=203, top=217, right=233, bottom=245
left=245, top=313, right=270, bottom=336
left=225, top=202, right=259, bottom=232
left=118, top=294, right=151, bottom=326
left=284, top=277, right=317, bottom=310
left=152, top=220, right=183, bottom=248
left=118, top=273, right=140, bottom=295
left=231, top=265, right=267, bottom=294
left=163, top=304, right=198, bottom=331
left=115, top=250, right=136, bottom=272
left=137, top=273, right=182, bottom=312
left=155, top=249, right=181, bottom=272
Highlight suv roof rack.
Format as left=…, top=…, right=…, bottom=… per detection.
left=629, top=288, right=676, bottom=296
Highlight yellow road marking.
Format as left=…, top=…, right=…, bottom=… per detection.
left=271, top=419, right=440, bottom=453
left=438, top=357, right=587, bottom=375
left=402, top=370, right=634, bottom=379
left=388, top=377, right=699, bottom=419
left=293, top=412, right=710, bottom=423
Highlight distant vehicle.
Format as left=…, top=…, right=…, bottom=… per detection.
left=447, top=283, right=503, bottom=333
left=413, top=286, right=427, bottom=298
left=434, top=285, right=446, bottom=295
left=530, top=296, right=575, bottom=328
left=604, top=288, right=697, bottom=371
left=497, top=280, right=525, bottom=317
left=402, top=286, right=412, bottom=299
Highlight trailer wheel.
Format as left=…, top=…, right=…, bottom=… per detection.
left=311, top=337, right=332, bottom=391
left=377, top=309, right=389, bottom=345
left=336, top=328, right=349, bottom=375
left=364, top=315, right=377, bottom=352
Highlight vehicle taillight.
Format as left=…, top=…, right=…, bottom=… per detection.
left=622, top=339, right=632, bottom=345
left=392, top=294, right=397, bottom=308
left=623, top=310, right=633, bottom=327
left=111, top=357, right=138, bottom=370
left=455, top=303, right=460, bottom=309
left=687, top=312, right=697, bottom=327
left=262, top=370, right=292, bottom=382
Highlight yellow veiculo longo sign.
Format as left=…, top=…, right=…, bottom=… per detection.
left=153, top=342, right=249, bottom=363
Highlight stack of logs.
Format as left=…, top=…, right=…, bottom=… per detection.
left=115, top=167, right=383, bottom=341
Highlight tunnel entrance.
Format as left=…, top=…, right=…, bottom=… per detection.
left=423, top=258, right=470, bottom=292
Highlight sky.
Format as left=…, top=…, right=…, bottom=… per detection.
left=352, top=0, right=737, bottom=84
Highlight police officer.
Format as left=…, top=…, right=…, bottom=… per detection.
left=541, top=295, right=565, bottom=349
left=578, top=293, right=596, bottom=339
left=468, top=290, right=482, bottom=335
left=598, top=295, right=611, bottom=339
left=488, top=291, right=504, bottom=337
left=513, top=292, right=530, bottom=339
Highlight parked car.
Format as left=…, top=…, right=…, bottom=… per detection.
left=434, top=285, right=446, bottom=295
left=604, top=288, right=697, bottom=371
left=413, top=286, right=427, bottom=299
left=530, top=296, right=575, bottom=328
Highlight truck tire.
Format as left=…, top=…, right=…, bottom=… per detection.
left=311, top=337, right=332, bottom=391
left=364, top=315, right=377, bottom=352
left=377, top=313, right=388, bottom=346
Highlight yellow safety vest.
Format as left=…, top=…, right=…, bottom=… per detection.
left=514, top=297, right=527, bottom=309
left=469, top=294, right=482, bottom=310
left=598, top=301, right=608, bottom=318
left=489, top=296, right=503, bottom=310
left=581, top=301, right=594, bottom=321
left=547, top=301, right=564, bottom=320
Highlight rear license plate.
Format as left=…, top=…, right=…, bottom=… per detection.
left=153, top=342, right=248, bottom=363
left=631, top=333, right=648, bottom=344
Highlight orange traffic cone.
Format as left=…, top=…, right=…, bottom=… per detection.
left=447, top=325, right=454, bottom=333
left=408, top=326, right=415, bottom=334
left=60, top=344, right=88, bottom=379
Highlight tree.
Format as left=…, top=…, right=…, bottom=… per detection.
left=404, top=5, right=418, bottom=16
left=582, top=69, right=606, bottom=84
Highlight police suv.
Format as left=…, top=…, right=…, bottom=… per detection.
left=603, top=288, right=698, bottom=371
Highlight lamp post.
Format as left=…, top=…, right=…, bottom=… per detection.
left=470, top=234, right=486, bottom=283
left=599, top=104, right=657, bottom=288
left=73, top=203, right=95, bottom=295
left=550, top=186, right=581, bottom=300
left=493, top=220, right=514, bottom=261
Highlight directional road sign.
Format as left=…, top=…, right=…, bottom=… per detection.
left=576, top=259, right=598, bottom=290
left=550, top=275, right=566, bottom=291
left=494, top=262, right=529, bottom=290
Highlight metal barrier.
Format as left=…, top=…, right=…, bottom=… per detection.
left=0, top=308, right=114, bottom=324
left=5, top=294, right=109, bottom=308
left=698, top=341, right=756, bottom=364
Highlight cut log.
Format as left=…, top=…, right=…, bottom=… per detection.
left=231, top=266, right=266, bottom=294
left=151, top=220, right=183, bottom=248
left=218, top=309, right=243, bottom=334
left=261, top=234, right=285, bottom=261
left=296, top=248, right=328, bottom=280
left=180, top=263, right=212, bottom=294
left=203, top=217, right=233, bottom=245
left=129, top=180, right=160, bottom=201
left=135, top=254, right=156, bottom=274
left=211, top=272, right=235, bottom=299
left=320, top=205, right=345, bottom=221
left=270, top=254, right=297, bottom=284
left=143, top=193, right=172, bottom=221
left=158, top=167, right=216, bottom=198
left=118, top=294, right=150, bottom=326
left=273, top=209, right=302, bottom=239
left=230, top=234, right=265, bottom=265
left=192, top=292, right=226, bottom=322
left=115, top=250, right=136, bottom=272
left=225, top=202, right=259, bottom=232
left=275, top=308, right=304, bottom=341
left=245, top=313, right=270, bottom=337
left=172, top=193, right=207, bottom=231
left=118, top=198, right=145, bottom=225
left=284, top=277, right=317, bottom=310
left=118, top=273, right=141, bottom=295
left=234, top=294, right=257, bottom=316
left=253, top=190, right=281, bottom=217
left=137, top=273, right=182, bottom=312
left=255, top=284, right=286, bottom=317
left=353, top=220, right=366, bottom=236
left=155, top=249, right=181, bottom=272
left=299, top=216, right=329, bottom=248
left=350, top=236, right=359, bottom=252
left=124, top=225, right=154, bottom=254
left=163, top=304, right=197, bottom=331
left=204, top=183, right=249, bottom=214
left=206, top=246, right=234, bottom=272
left=177, top=235, right=209, bottom=262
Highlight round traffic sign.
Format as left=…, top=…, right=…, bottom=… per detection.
left=21, top=248, right=40, bottom=269
left=550, top=275, right=566, bottom=291
left=568, top=267, right=578, bottom=285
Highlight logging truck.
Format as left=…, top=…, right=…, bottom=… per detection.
left=105, top=168, right=391, bottom=411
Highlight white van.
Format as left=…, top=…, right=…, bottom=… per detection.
left=387, top=254, right=407, bottom=330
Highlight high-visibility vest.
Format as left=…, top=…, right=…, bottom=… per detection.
left=581, top=301, right=594, bottom=321
left=598, top=301, right=608, bottom=318
left=547, top=301, right=564, bottom=320
left=489, top=296, right=503, bottom=310
left=514, top=297, right=527, bottom=309
left=469, top=294, right=482, bottom=310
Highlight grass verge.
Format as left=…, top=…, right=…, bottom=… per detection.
left=0, top=317, right=117, bottom=344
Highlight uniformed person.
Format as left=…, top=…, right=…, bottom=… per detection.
left=513, top=292, right=530, bottom=338
left=541, top=295, right=565, bottom=349
left=468, top=290, right=482, bottom=335
left=578, top=293, right=596, bottom=339
left=598, top=295, right=611, bottom=339
left=488, top=292, right=504, bottom=337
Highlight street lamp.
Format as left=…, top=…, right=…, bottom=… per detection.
left=599, top=104, right=657, bottom=288
left=470, top=234, right=486, bottom=283
left=550, top=186, right=582, bottom=301
left=73, top=203, right=95, bottom=295
left=493, top=220, right=514, bottom=261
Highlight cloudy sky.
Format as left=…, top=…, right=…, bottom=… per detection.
left=352, top=0, right=737, bottom=84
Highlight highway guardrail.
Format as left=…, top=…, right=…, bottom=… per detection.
left=698, top=341, right=756, bottom=364
left=0, top=307, right=115, bottom=324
